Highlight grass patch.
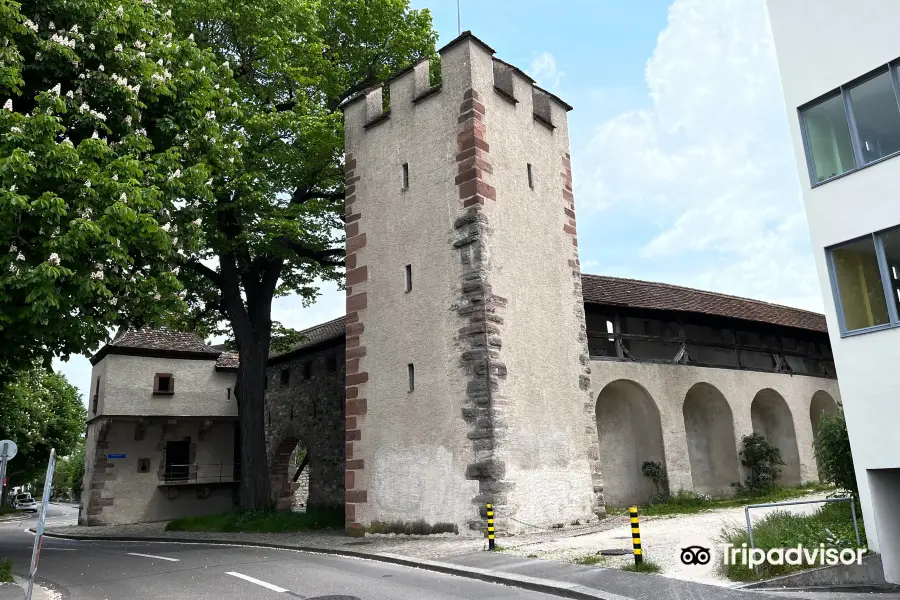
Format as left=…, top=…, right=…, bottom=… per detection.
left=621, top=559, right=662, bottom=574
left=0, top=506, right=18, bottom=517
left=366, top=521, right=458, bottom=535
left=0, top=558, right=12, bottom=583
left=632, top=483, right=834, bottom=517
left=574, top=553, right=608, bottom=566
left=165, top=508, right=344, bottom=533
left=718, top=500, right=866, bottom=582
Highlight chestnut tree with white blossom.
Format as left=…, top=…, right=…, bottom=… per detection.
left=0, top=0, right=235, bottom=377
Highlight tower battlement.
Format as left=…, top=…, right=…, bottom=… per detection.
left=342, top=32, right=573, bottom=143
left=341, top=32, right=601, bottom=536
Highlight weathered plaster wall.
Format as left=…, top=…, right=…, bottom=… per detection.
left=590, top=359, right=841, bottom=506
left=80, top=418, right=235, bottom=525
left=97, top=354, right=236, bottom=417
left=265, top=343, right=346, bottom=510
left=342, top=44, right=480, bottom=534
left=481, top=56, right=596, bottom=527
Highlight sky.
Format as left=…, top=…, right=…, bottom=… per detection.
left=54, top=0, right=823, bottom=403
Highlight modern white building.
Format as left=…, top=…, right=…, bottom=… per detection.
left=768, top=0, right=900, bottom=583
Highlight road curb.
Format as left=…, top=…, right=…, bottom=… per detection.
left=39, top=531, right=627, bottom=600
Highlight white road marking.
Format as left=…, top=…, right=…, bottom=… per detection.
left=226, top=571, right=289, bottom=593
left=127, top=552, right=180, bottom=562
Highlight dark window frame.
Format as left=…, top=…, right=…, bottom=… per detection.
left=405, top=264, right=412, bottom=293
left=401, top=162, right=409, bottom=191
left=527, top=163, right=534, bottom=190
left=408, top=363, right=415, bottom=392
left=799, top=59, right=900, bottom=187
left=92, top=376, right=100, bottom=414
left=280, top=368, right=290, bottom=386
left=826, top=226, right=900, bottom=336
left=153, top=373, right=175, bottom=395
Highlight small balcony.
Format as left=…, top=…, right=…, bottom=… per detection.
left=157, top=463, right=241, bottom=486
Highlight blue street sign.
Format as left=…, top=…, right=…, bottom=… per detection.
left=107, top=453, right=126, bottom=459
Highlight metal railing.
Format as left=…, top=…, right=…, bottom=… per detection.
left=158, top=463, right=241, bottom=485
left=744, top=496, right=861, bottom=573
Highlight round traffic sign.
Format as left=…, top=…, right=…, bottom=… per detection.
left=0, top=440, right=18, bottom=460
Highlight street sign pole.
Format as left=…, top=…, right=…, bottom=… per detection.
left=26, top=448, right=55, bottom=600
left=0, top=443, right=8, bottom=508
left=0, top=440, right=18, bottom=508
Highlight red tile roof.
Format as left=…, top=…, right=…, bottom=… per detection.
left=581, top=275, right=827, bottom=333
left=90, top=327, right=222, bottom=364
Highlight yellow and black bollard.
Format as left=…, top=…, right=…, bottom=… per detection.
left=486, top=503, right=495, bottom=551
left=630, top=506, right=643, bottom=565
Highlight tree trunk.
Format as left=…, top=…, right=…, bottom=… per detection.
left=234, top=341, right=272, bottom=510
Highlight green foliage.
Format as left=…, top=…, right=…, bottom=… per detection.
left=740, top=433, right=785, bottom=493
left=814, top=410, right=857, bottom=498
left=165, top=507, right=344, bottom=533
left=641, top=460, right=668, bottom=498
left=636, top=483, right=834, bottom=516
left=0, top=366, right=85, bottom=497
left=621, top=560, right=662, bottom=574
left=366, top=520, right=458, bottom=535
left=0, top=558, right=12, bottom=583
left=0, top=0, right=235, bottom=374
left=54, top=438, right=86, bottom=499
left=718, top=501, right=866, bottom=582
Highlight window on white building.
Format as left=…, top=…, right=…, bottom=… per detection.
left=800, top=61, right=900, bottom=185
left=804, top=94, right=856, bottom=182
left=828, top=228, right=900, bottom=334
left=848, top=71, right=900, bottom=164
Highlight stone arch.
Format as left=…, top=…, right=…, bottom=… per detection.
left=595, top=379, right=666, bottom=506
left=269, top=436, right=301, bottom=510
left=751, top=389, right=802, bottom=486
left=810, top=390, right=840, bottom=479
left=682, top=383, right=740, bottom=496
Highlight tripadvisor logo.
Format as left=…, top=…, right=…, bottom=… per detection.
left=725, top=543, right=866, bottom=569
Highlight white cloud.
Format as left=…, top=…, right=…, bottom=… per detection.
left=576, top=0, right=822, bottom=311
left=529, top=52, right=565, bottom=90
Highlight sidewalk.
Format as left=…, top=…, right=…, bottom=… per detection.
left=42, top=521, right=790, bottom=600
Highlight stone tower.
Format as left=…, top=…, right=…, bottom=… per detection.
left=341, top=32, right=602, bottom=535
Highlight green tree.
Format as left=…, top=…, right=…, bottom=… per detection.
left=0, top=0, right=235, bottom=380
left=54, top=438, right=86, bottom=500
left=0, top=366, right=85, bottom=504
left=740, top=433, right=785, bottom=493
left=814, top=409, right=857, bottom=498
left=163, top=0, right=437, bottom=508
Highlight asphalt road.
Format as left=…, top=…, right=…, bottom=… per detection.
left=0, top=505, right=563, bottom=600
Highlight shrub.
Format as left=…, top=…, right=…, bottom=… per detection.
left=641, top=461, right=669, bottom=498
left=165, top=507, right=344, bottom=533
left=365, top=520, right=458, bottom=535
left=0, top=558, right=11, bottom=583
left=814, top=410, right=858, bottom=498
left=740, top=433, right=784, bottom=493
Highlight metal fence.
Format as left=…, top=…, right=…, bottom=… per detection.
left=744, top=496, right=861, bottom=573
left=158, top=463, right=240, bottom=485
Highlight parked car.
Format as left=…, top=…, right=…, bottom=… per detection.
left=13, top=493, right=30, bottom=507
left=14, top=495, right=37, bottom=512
